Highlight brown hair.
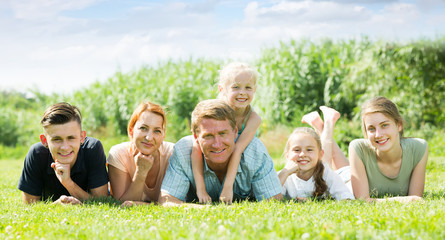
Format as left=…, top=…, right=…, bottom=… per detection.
left=361, top=96, right=404, bottom=138
left=127, top=101, right=166, bottom=141
left=284, top=127, right=327, bottom=198
left=191, top=99, right=236, bottom=134
left=41, top=102, right=82, bottom=128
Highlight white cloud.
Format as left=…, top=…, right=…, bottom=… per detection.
left=416, top=0, right=445, bottom=12
left=244, top=1, right=372, bottom=26
left=0, top=0, right=444, bottom=94
left=8, top=0, right=102, bottom=20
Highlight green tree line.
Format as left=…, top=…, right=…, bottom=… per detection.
left=1, top=37, right=444, bottom=154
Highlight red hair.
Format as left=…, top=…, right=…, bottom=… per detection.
left=127, top=101, right=166, bottom=141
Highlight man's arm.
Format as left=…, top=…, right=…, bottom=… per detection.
left=271, top=193, right=283, bottom=201
left=158, top=191, right=206, bottom=208
left=89, top=184, right=109, bottom=197
left=51, top=162, right=90, bottom=200
left=159, top=137, right=195, bottom=204
left=22, top=192, right=41, bottom=204
left=85, top=138, right=109, bottom=199
left=158, top=191, right=185, bottom=206
left=250, top=141, right=284, bottom=201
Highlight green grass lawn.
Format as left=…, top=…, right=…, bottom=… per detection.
left=1, top=156, right=444, bottom=239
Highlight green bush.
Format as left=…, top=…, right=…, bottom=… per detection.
left=0, top=109, right=20, bottom=146
left=1, top=37, right=444, bottom=150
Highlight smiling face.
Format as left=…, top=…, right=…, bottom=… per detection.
left=40, top=120, right=86, bottom=167
left=195, top=118, right=237, bottom=169
left=363, top=112, right=402, bottom=152
left=130, top=111, right=165, bottom=155
left=286, top=133, right=323, bottom=178
left=221, top=71, right=256, bottom=110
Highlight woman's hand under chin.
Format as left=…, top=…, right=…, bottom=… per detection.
left=134, top=152, right=155, bottom=174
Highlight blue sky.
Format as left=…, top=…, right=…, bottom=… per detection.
left=1, top=0, right=444, bottom=94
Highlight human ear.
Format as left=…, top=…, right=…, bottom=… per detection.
left=319, top=149, right=324, bottom=161
left=80, top=131, right=86, bottom=144
left=129, top=127, right=133, bottom=137
left=40, top=134, right=48, bottom=147
left=218, top=84, right=224, bottom=93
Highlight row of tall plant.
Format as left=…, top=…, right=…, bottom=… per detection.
left=1, top=37, right=444, bottom=155
left=256, top=38, right=445, bottom=128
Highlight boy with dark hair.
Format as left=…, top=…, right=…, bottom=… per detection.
left=18, top=102, right=109, bottom=204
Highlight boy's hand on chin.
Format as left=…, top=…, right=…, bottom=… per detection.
left=51, top=161, right=72, bottom=184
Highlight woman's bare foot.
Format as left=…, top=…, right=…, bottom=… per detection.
left=319, top=106, right=340, bottom=124
left=301, top=111, right=323, bottom=134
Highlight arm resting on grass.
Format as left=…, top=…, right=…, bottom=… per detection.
left=349, top=144, right=426, bottom=203
left=158, top=191, right=184, bottom=206
left=22, top=184, right=107, bottom=204
left=158, top=192, right=206, bottom=208
left=22, top=192, right=41, bottom=204
left=349, top=145, right=371, bottom=201
left=108, top=165, right=148, bottom=202
left=268, top=193, right=283, bottom=201
left=89, top=184, right=109, bottom=198
left=408, top=144, right=429, bottom=197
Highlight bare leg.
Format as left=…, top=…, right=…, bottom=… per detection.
left=301, top=111, right=323, bottom=135
left=332, top=141, right=349, bottom=169
left=319, top=106, right=349, bottom=170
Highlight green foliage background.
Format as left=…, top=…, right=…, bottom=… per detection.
left=1, top=37, right=444, bottom=159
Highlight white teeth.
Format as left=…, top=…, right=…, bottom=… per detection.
left=60, top=152, right=72, bottom=157
left=212, top=149, right=224, bottom=154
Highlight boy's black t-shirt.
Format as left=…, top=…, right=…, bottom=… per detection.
left=17, top=137, right=109, bottom=201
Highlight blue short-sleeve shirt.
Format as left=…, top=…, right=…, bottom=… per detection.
left=161, top=136, right=282, bottom=202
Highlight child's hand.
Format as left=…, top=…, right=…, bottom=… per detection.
left=197, top=190, right=212, bottom=204
left=219, top=186, right=233, bottom=204
left=284, top=159, right=300, bottom=174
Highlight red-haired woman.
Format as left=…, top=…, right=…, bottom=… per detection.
left=107, top=101, right=174, bottom=206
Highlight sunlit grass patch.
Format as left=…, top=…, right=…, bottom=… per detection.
left=1, top=156, right=445, bottom=239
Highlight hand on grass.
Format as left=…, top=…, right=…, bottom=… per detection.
left=197, top=189, right=212, bottom=204
left=121, top=200, right=148, bottom=207
left=390, top=196, right=424, bottom=203
left=219, top=186, right=233, bottom=204
left=54, top=195, right=82, bottom=205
